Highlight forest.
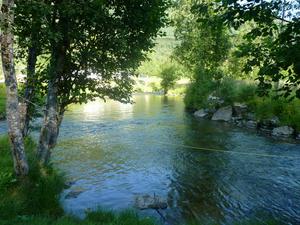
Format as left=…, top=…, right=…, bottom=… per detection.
left=0, top=0, right=299, bottom=225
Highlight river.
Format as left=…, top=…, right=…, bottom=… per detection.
left=0, top=94, right=299, bottom=224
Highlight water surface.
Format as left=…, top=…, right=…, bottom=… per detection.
left=3, top=94, right=300, bottom=224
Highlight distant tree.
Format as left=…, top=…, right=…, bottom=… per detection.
left=14, top=0, right=169, bottom=165
left=171, top=0, right=231, bottom=108
left=160, top=65, right=177, bottom=94
left=172, top=0, right=230, bottom=81
left=1, top=0, right=29, bottom=176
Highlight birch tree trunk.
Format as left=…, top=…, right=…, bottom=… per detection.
left=21, top=46, right=37, bottom=137
left=1, top=0, right=29, bottom=176
left=37, top=79, right=59, bottom=165
left=37, top=45, right=66, bottom=165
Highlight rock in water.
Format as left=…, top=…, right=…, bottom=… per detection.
left=246, top=120, right=258, bottom=129
left=211, top=106, right=232, bottom=122
left=272, top=126, right=294, bottom=138
left=135, top=194, right=168, bottom=210
left=65, top=190, right=84, bottom=199
left=194, top=109, right=208, bottom=118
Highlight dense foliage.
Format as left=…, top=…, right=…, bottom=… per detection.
left=208, top=0, right=300, bottom=98
left=15, top=0, right=170, bottom=106
left=172, top=0, right=231, bottom=107
left=171, top=0, right=300, bottom=131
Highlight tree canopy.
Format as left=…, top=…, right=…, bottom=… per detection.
left=203, top=0, right=300, bottom=98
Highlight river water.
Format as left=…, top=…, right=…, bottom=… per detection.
left=1, top=94, right=299, bottom=224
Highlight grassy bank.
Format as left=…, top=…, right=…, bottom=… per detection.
left=0, top=136, right=157, bottom=225
left=134, top=76, right=189, bottom=96
left=185, top=78, right=300, bottom=132
left=0, top=136, right=65, bottom=220
left=0, top=211, right=157, bottom=225
left=0, top=84, right=5, bottom=119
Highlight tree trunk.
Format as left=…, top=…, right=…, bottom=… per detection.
left=1, top=0, right=29, bottom=176
left=37, top=2, right=69, bottom=165
left=21, top=46, right=37, bottom=137
left=37, top=47, right=66, bottom=165
left=37, top=79, right=59, bottom=165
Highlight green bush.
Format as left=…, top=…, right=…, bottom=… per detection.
left=214, top=78, right=257, bottom=104
left=247, top=96, right=300, bottom=130
left=184, top=78, right=216, bottom=110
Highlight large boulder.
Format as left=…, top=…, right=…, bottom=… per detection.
left=211, top=106, right=232, bottom=122
left=194, top=109, right=208, bottom=118
left=272, top=126, right=294, bottom=138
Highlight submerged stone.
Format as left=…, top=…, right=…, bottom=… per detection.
left=194, top=109, right=208, bottom=118
left=65, top=190, right=84, bottom=199
left=134, top=194, right=168, bottom=210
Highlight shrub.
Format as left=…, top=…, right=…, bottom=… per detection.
left=184, top=78, right=216, bottom=110
left=160, top=65, right=178, bottom=94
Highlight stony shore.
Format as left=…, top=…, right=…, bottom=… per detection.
left=193, top=97, right=300, bottom=141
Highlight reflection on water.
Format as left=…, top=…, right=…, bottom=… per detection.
left=22, top=95, right=300, bottom=224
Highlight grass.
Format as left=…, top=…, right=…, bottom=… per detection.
left=0, top=136, right=65, bottom=220
left=0, top=83, right=5, bottom=119
left=0, top=210, right=157, bottom=225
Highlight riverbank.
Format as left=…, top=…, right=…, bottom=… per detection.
left=134, top=76, right=189, bottom=96
left=0, top=136, right=157, bottom=225
left=187, top=79, right=300, bottom=141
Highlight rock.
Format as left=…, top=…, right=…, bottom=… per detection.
left=260, top=128, right=272, bottom=134
left=194, top=109, right=208, bottom=118
left=269, top=116, right=280, bottom=126
left=231, top=116, right=242, bottom=122
left=296, top=133, right=300, bottom=140
left=0, top=113, right=5, bottom=120
left=211, top=106, right=232, bottom=122
left=64, top=180, right=77, bottom=189
left=260, top=116, right=280, bottom=129
left=65, top=190, right=84, bottom=199
left=233, top=103, right=248, bottom=117
left=134, top=194, right=168, bottom=210
left=272, top=126, right=294, bottom=138
left=207, top=95, right=224, bottom=106
left=246, top=120, right=257, bottom=129
left=246, top=113, right=256, bottom=121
